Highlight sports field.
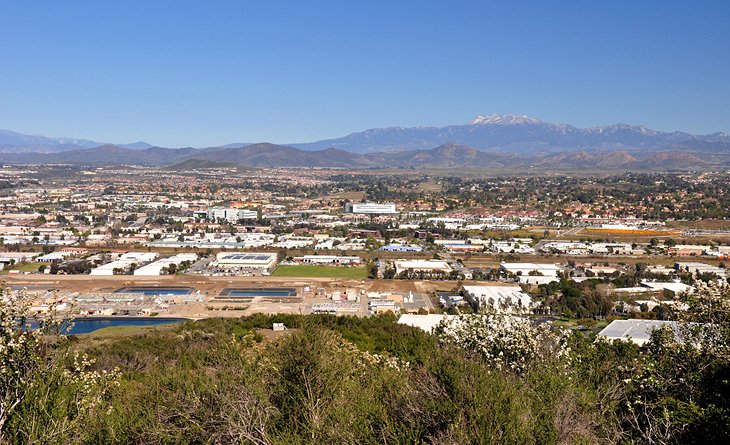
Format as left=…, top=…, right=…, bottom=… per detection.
left=271, top=265, right=367, bottom=279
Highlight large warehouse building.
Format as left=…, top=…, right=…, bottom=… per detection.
left=499, top=262, right=561, bottom=277
left=297, top=255, right=362, bottom=265
left=394, top=259, right=451, bottom=275
left=462, top=284, right=534, bottom=314
left=134, top=253, right=198, bottom=276
left=598, top=319, right=682, bottom=346
left=91, top=252, right=159, bottom=276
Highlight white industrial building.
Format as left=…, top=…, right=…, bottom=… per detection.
left=206, top=207, right=258, bottom=222
left=394, top=259, right=452, bottom=275
left=397, top=314, right=451, bottom=333
left=426, top=217, right=465, bottom=230
left=345, top=202, right=397, bottom=214
left=598, top=319, right=682, bottom=346
left=314, top=237, right=347, bottom=250
left=214, top=252, right=277, bottom=270
left=36, top=251, right=75, bottom=262
left=134, top=253, right=198, bottom=276
left=500, top=262, right=561, bottom=277
left=640, top=280, right=692, bottom=294
left=675, top=262, right=727, bottom=278
left=462, top=284, right=534, bottom=313
left=271, top=236, right=316, bottom=249
left=0, top=252, right=38, bottom=266
left=517, top=275, right=560, bottom=285
left=297, top=255, right=362, bottom=265
left=489, top=240, right=536, bottom=254
left=91, top=252, right=159, bottom=275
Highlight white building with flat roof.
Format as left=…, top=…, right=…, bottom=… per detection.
left=398, top=314, right=452, bottom=333
left=675, top=262, right=727, bottom=277
left=91, top=252, right=159, bottom=275
left=298, top=255, right=362, bottom=265
left=345, top=202, right=397, bottom=214
left=500, top=262, right=561, bottom=277
left=462, top=284, right=533, bottom=313
left=207, top=208, right=258, bottom=222
left=598, top=319, right=682, bottom=346
left=394, top=259, right=451, bottom=275
left=134, top=253, right=198, bottom=276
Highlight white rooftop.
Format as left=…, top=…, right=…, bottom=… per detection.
left=397, top=314, right=451, bottom=333
left=641, top=281, right=692, bottom=294
left=500, top=262, right=561, bottom=276
left=462, top=285, right=533, bottom=313
left=598, top=319, right=680, bottom=346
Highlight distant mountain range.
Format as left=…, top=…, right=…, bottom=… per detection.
left=0, top=115, right=728, bottom=170
left=0, top=129, right=152, bottom=153
left=293, top=114, right=730, bottom=154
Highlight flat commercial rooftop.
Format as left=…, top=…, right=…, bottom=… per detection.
left=462, top=285, right=533, bottom=312
left=397, top=314, right=451, bottom=333
left=598, top=319, right=681, bottom=345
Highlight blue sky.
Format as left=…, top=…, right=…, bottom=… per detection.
left=1, top=0, right=728, bottom=147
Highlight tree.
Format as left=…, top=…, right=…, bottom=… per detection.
left=277, top=249, right=287, bottom=263
left=366, top=260, right=378, bottom=279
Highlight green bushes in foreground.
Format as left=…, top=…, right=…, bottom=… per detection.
left=73, top=319, right=602, bottom=445
left=2, top=284, right=729, bottom=444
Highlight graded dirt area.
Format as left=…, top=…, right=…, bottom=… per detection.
left=4, top=274, right=363, bottom=295
left=3, top=274, right=422, bottom=319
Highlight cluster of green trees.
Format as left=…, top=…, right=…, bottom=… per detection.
left=536, top=278, right=615, bottom=318
left=2, top=289, right=729, bottom=444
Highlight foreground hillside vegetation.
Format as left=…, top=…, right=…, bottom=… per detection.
left=1, top=286, right=729, bottom=444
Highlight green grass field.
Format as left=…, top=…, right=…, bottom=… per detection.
left=0, top=262, right=45, bottom=274
left=272, top=265, right=367, bottom=279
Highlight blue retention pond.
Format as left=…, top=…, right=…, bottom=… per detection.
left=219, top=288, right=295, bottom=298
left=29, top=317, right=189, bottom=334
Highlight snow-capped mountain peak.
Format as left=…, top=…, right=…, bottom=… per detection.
left=469, top=114, right=542, bottom=125
left=593, top=123, right=658, bottom=136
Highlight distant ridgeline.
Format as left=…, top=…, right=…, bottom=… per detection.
left=0, top=115, right=728, bottom=169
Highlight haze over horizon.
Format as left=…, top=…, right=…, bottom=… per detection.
left=1, top=0, right=729, bottom=147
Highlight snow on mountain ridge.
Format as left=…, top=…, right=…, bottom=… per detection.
left=469, top=114, right=542, bottom=125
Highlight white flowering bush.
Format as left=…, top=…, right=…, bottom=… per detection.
left=436, top=314, right=570, bottom=374
left=0, top=290, right=44, bottom=432
left=613, top=281, right=730, bottom=444
left=680, top=280, right=730, bottom=354
left=0, top=286, right=119, bottom=442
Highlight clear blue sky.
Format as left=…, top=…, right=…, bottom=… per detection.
left=1, top=0, right=728, bottom=147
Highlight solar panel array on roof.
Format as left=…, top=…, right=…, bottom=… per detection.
left=220, top=253, right=273, bottom=261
